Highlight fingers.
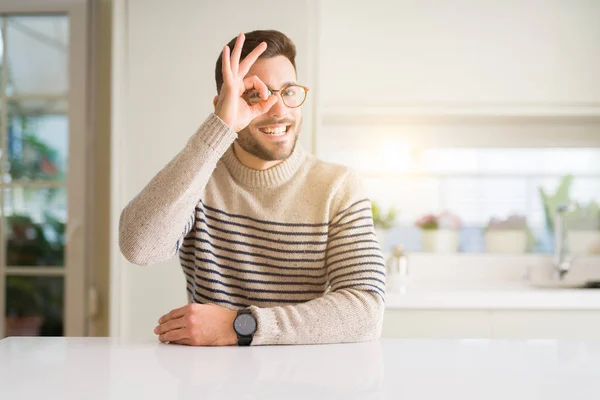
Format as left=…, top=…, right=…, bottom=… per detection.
left=159, top=328, right=189, bottom=343
left=230, top=33, right=244, bottom=76
left=221, top=45, right=232, bottom=83
left=238, top=41, right=267, bottom=77
left=242, top=75, right=270, bottom=100
left=250, top=95, right=278, bottom=116
left=224, top=34, right=267, bottom=80
left=158, top=305, right=188, bottom=324
left=170, top=339, right=193, bottom=346
left=154, top=316, right=186, bottom=335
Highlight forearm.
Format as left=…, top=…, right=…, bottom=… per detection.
left=119, top=113, right=236, bottom=265
left=249, top=288, right=385, bottom=345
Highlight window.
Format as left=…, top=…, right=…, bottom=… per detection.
left=0, top=3, right=88, bottom=338
left=317, top=117, right=600, bottom=255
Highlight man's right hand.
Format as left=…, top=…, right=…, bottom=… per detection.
left=215, top=33, right=278, bottom=132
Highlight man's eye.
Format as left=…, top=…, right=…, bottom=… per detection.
left=246, top=90, right=261, bottom=99
left=282, top=88, right=297, bottom=97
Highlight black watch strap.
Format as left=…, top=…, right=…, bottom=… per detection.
left=238, top=335, right=253, bottom=346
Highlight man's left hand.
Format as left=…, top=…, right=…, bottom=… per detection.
left=154, top=303, right=238, bottom=346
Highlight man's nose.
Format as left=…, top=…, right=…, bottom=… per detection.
left=267, top=92, right=288, bottom=117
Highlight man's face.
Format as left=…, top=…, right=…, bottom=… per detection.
left=237, top=55, right=302, bottom=162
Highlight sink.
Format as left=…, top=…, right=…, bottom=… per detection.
left=526, top=258, right=600, bottom=289
left=528, top=281, right=599, bottom=290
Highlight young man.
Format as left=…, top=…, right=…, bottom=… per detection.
left=119, top=30, right=385, bottom=346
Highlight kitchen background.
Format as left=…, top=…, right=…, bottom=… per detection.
left=0, top=0, right=599, bottom=340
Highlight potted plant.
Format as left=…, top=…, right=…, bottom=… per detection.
left=415, top=211, right=461, bottom=253
left=539, top=175, right=600, bottom=254
left=371, top=201, right=397, bottom=249
left=5, top=277, right=44, bottom=337
left=564, top=201, right=600, bottom=255
left=539, top=174, right=573, bottom=232
left=484, top=215, right=530, bottom=253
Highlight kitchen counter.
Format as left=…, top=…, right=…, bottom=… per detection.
left=383, top=253, right=600, bottom=310
left=2, top=337, right=600, bottom=399
left=385, top=285, right=600, bottom=310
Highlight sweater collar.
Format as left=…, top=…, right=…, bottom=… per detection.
left=221, top=143, right=306, bottom=188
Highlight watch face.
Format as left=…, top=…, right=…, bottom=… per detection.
left=234, top=313, right=257, bottom=336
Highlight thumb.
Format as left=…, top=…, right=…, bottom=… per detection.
left=250, top=95, right=278, bottom=118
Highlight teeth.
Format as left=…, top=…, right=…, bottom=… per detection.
left=260, top=126, right=287, bottom=136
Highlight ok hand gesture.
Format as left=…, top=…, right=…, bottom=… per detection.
left=215, top=33, right=278, bottom=132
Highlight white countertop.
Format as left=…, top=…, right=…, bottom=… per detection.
left=385, top=285, right=600, bottom=310
left=382, top=253, right=600, bottom=310
left=2, top=337, right=600, bottom=400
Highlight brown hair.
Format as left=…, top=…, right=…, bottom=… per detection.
left=215, top=30, right=297, bottom=93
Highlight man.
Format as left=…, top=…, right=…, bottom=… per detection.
left=119, top=30, right=385, bottom=346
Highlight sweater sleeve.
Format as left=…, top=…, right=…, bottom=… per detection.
left=248, top=170, right=386, bottom=345
left=119, top=113, right=237, bottom=266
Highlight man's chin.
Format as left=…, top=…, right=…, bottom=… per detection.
left=254, top=134, right=297, bottom=160
left=256, top=145, right=294, bottom=162
left=236, top=125, right=299, bottom=162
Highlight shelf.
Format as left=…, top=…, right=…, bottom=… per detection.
left=320, top=104, right=600, bottom=125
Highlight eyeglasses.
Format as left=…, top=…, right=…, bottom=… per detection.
left=243, top=84, right=309, bottom=108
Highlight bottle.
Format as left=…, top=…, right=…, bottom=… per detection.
left=386, top=245, right=409, bottom=294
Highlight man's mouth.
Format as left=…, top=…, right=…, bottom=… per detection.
left=258, top=124, right=291, bottom=137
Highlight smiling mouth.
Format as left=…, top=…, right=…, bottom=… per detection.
left=258, top=125, right=291, bottom=137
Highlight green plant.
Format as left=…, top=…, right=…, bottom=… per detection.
left=5, top=277, right=42, bottom=317
left=371, top=201, right=397, bottom=230
left=10, top=131, right=63, bottom=181
left=539, top=174, right=573, bottom=232
left=5, top=276, right=64, bottom=336
left=565, top=201, right=600, bottom=231
left=6, top=212, right=65, bottom=266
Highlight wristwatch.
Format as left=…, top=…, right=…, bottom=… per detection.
left=233, top=308, right=257, bottom=346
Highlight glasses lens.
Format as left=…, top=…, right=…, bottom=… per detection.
left=281, top=85, right=306, bottom=108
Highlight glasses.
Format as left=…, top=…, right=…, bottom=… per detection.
left=243, top=84, right=309, bottom=108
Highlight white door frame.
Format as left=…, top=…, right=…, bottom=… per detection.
left=109, top=0, right=126, bottom=337
left=0, top=0, right=89, bottom=337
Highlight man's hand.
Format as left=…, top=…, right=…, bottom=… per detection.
left=215, top=32, right=278, bottom=132
left=154, top=303, right=238, bottom=346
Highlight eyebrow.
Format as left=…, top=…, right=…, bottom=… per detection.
left=266, top=81, right=297, bottom=90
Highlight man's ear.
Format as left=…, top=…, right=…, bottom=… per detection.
left=213, top=95, right=219, bottom=109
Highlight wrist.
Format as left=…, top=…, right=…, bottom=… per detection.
left=224, top=309, right=238, bottom=346
left=214, top=111, right=236, bottom=132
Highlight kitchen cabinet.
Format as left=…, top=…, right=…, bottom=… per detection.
left=319, top=0, right=600, bottom=108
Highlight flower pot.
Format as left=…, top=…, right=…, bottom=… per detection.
left=567, top=230, right=600, bottom=254
left=5, top=315, right=44, bottom=337
left=485, top=230, right=528, bottom=254
left=421, top=229, right=459, bottom=253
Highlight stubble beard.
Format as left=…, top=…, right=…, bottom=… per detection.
left=236, top=117, right=302, bottom=162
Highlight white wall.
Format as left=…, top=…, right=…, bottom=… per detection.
left=111, top=0, right=316, bottom=338
left=319, top=0, right=600, bottom=107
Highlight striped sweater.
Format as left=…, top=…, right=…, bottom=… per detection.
left=119, top=113, right=386, bottom=345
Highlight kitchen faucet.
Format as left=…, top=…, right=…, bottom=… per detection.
left=553, top=203, right=576, bottom=279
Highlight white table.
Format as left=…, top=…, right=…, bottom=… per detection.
left=1, top=337, right=600, bottom=399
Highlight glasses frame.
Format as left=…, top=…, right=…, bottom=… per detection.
left=244, top=84, right=310, bottom=108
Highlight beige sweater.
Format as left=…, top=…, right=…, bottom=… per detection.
left=119, top=114, right=386, bottom=345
